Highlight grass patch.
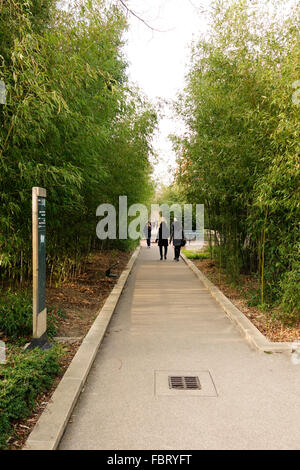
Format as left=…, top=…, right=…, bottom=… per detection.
left=182, top=250, right=210, bottom=260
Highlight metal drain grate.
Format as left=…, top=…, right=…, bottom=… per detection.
left=168, top=376, right=201, bottom=390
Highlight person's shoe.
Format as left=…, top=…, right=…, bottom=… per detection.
left=160, top=257, right=163, bottom=260
left=164, top=256, right=167, bottom=260
left=176, top=258, right=179, bottom=262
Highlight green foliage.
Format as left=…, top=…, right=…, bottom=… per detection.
left=156, top=183, right=185, bottom=206
left=0, top=344, right=62, bottom=449
left=0, top=291, right=32, bottom=338
left=0, top=0, right=157, bottom=283
left=182, top=250, right=210, bottom=260
left=173, top=0, right=300, bottom=322
left=278, top=256, right=300, bottom=324
left=0, top=290, right=57, bottom=339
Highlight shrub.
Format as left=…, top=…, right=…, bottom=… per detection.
left=0, top=345, right=62, bottom=449
left=0, top=290, right=57, bottom=340
left=0, top=291, right=32, bottom=338
left=278, top=263, right=300, bottom=325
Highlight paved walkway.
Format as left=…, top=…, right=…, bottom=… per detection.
left=59, top=247, right=300, bottom=450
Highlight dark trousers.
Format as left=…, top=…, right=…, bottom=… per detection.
left=147, top=238, right=151, bottom=247
left=174, top=246, right=181, bottom=259
left=159, top=246, right=168, bottom=258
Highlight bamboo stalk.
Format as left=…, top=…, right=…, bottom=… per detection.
left=260, top=208, right=268, bottom=305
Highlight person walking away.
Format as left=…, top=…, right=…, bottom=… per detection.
left=144, top=221, right=152, bottom=248
left=156, top=220, right=168, bottom=260
left=170, top=218, right=185, bottom=261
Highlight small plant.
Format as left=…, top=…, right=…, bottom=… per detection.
left=49, top=307, right=70, bottom=339
left=247, top=289, right=261, bottom=308
left=56, top=308, right=67, bottom=320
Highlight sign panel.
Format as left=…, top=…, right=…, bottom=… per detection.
left=37, top=196, right=46, bottom=314
left=32, top=187, right=47, bottom=344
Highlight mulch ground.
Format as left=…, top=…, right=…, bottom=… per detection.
left=7, top=248, right=132, bottom=450
left=47, top=249, right=132, bottom=338
left=192, top=258, right=300, bottom=343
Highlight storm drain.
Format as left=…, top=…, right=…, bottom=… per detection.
left=155, top=370, right=218, bottom=396
left=168, top=376, right=201, bottom=390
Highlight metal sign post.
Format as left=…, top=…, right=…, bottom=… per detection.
left=26, top=187, right=49, bottom=349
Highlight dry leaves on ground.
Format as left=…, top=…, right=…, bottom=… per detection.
left=193, top=258, right=300, bottom=343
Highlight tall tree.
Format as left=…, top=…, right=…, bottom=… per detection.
left=173, top=0, right=300, bottom=320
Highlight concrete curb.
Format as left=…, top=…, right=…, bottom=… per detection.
left=24, top=246, right=140, bottom=450
left=181, top=253, right=293, bottom=354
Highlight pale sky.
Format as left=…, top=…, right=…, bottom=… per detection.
left=121, top=0, right=296, bottom=188
left=122, top=0, right=212, bottom=187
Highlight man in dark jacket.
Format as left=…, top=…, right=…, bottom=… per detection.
left=144, top=221, right=152, bottom=248
left=156, top=220, right=169, bottom=260
left=170, top=219, right=185, bottom=261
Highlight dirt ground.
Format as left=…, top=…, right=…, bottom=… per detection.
left=8, top=248, right=132, bottom=450
left=192, top=258, right=300, bottom=343
left=47, top=249, right=132, bottom=338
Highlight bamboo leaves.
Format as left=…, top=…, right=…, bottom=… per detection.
left=0, top=0, right=157, bottom=282
left=174, top=0, right=300, bottom=320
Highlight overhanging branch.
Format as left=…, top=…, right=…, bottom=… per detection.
left=118, top=0, right=170, bottom=32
